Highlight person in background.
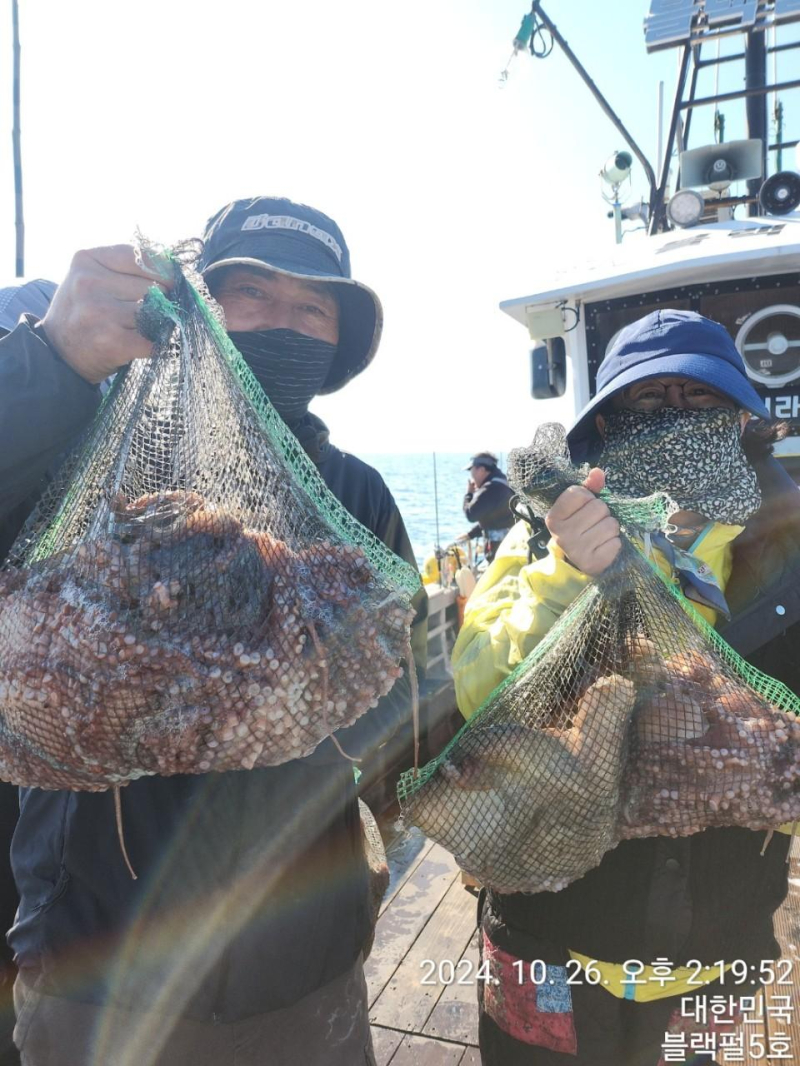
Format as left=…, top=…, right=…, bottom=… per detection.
left=0, top=278, right=58, bottom=1066
left=460, top=450, right=516, bottom=562
left=0, top=198, right=426, bottom=1066
left=452, top=310, right=800, bottom=1066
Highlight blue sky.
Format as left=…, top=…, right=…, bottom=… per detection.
left=2, top=0, right=797, bottom=452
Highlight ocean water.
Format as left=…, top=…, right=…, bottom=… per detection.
left=359, top=453, right=507, bottom=566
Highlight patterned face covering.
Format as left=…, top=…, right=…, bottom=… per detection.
left=600, top=406, right=762, bottom=526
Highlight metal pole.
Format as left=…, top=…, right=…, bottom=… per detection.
left=649, top=43, right=693, bottom=233
left=531, top=2, right=657, bottom=204
left=770, top=137, right=797, bottom=153
left=681, top=77, right=800, bottom=109
left=12, top=0, right=24, bottom=276
left=681, top=43, right=702, bottom=150
left=432, top=452, right=442, bottom=570
left=773, top=25, right=783, bottom=172
left=696, top=41, right=800, bottom=68
left=745, top=29, right=767, bottom=216
left=656, top=80, right=664, bottom=181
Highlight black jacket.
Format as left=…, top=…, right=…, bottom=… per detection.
left=0, top=318, right=427, bottom=1020
left=463, top=474, right=515, bottom=541
left=486, top=454, right=800, bottom=971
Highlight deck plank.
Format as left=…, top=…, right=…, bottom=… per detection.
left=366, top=843, right=462, bottom=1007
left=382, top=827, right=437, bottom=916
left=457, top=1049, right=482, bottom=1066
left=369, top=833, right=800, bottom=1063
left=422, top=927, right=481, bottom=1045
left=370, top=1024, right=406, bottom=1066
left=386, top=1033, right=465, bottom=1065
left=370, top=877, right=478, bottom=1033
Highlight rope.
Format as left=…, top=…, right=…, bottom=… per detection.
left=306, top=618, right=360, bottom=763
left=761, top=828, right=775, bottom=856
left=113, top=786, right=138, bottom=880
left=407, top=635, right=421, bottom=776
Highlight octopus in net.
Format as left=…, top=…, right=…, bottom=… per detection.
left=408, top=675, right=636, bottom=894
left=619, top=641, right=800, bottom=837
left=0, top=492, right=415, bottom=790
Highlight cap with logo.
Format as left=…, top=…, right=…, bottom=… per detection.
left=199, top=197, right=382, bottom=394
left=464, top=451, right=500, bottom=471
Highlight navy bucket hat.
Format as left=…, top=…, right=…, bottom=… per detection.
left=199, top=197, right=382, bottom=394
left=567, top=309, right=770, bottom=455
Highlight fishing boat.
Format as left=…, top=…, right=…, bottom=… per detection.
left=500, top=4, right=800, bottom=476
left=502, top=217, right=800, bottom=474
left=366, top=4, right=800, bottom=1062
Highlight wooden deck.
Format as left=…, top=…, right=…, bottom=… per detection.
left=367, top=827, right=479, bottom=1064
left=367, top=827, right=800, bottom=1065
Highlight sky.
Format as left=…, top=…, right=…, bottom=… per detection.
left=2, top=0, right=797, bottom=454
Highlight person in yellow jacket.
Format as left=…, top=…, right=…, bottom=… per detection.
left=452, top=310, right=800, bottom=1066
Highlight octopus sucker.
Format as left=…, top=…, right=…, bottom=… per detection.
left=0, top=492, right=413, bottom=790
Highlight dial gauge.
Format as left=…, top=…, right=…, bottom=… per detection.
left=735, top=304, right=800, bottom=387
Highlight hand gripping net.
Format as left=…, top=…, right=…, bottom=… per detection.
left=0, top=241, right=419, bottom=792
left=399, top=424, right=800, bottom=894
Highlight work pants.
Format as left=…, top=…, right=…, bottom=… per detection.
left=13, top=957, right=376, bottom=1066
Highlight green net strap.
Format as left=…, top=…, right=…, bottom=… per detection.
left=143, top=283, right=420, bottom=599
left=28, top=366, right=135, bottom=564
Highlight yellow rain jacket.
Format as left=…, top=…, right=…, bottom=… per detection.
left=453, top=517, right=796, bottom=1001
left=453, top=518, right=742, bottom=720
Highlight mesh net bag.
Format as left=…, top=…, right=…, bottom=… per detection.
left=399, top=423, right=800, bottom=894
left=0, top=241, right=418, bottom=792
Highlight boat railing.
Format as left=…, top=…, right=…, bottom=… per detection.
left=425, top=583, right=459, bottom=679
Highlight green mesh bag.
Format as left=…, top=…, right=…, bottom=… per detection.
left=0, top=240, right=418, bottom=792
left=399, top=423, right=800, bottom=894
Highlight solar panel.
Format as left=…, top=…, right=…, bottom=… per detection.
left=645, top=0, right=800, bottom=52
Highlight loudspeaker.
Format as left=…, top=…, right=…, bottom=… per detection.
left=759, top=171, right=800, bottom=216
left=680, top=139, right=763, bottom=190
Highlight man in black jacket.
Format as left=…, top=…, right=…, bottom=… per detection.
left=461, top=451, right=516, bottom=562
left=1, top=197, right=426, bottom=1065
left=0, top=280, right=58, bottom=1066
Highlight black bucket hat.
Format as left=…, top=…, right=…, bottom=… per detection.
left=199, top=197, right=382, bottom=394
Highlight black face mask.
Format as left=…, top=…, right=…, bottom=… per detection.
left=227, top=329, right=336, bottom=426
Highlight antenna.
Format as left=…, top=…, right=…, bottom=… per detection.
left=432, top=452, right=442, bottom=564
left=12, top=0, right=24, bottom=276
left=772, top=23, right=784, bottom=172
left=713, top=37, right=725, bottom=146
